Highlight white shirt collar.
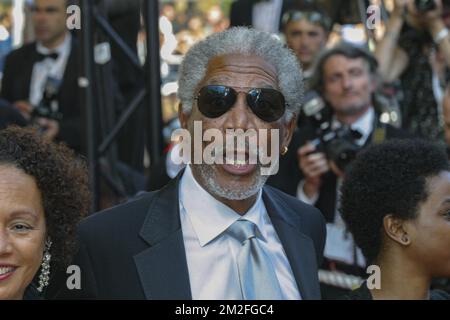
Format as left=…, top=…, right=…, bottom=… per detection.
left=36, top=32, right=71, bottom=56
left=179, top=165, right=267, bottom=247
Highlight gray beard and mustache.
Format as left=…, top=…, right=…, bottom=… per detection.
left=192, top=143, right=273, bottom=200
left=194, top=163, right=270, bottom=201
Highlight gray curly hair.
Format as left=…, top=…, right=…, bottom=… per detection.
left=178, top=27, right=304, bottom=121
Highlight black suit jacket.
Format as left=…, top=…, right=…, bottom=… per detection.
left=0, top=99, right=28, bottom=129
left=58, top=173, right=326, bottom=299
left=267, top=120, right=412, bottom=222
left=0, top=37, right=85, bottom=154
left=230, top=0, right=296, bottom=32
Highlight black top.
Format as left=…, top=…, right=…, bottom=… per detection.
left=23, top=284, right=44, bottom=300
left=398, top=23, right=449, bottom=141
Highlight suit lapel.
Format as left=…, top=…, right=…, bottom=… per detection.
left=20, top=44, right=39, bottom=100
left=262, top=188, right=321, bottom=299
left=58, top=37, right=77, bottom=111
left=134, top=176, right=192, bottom=300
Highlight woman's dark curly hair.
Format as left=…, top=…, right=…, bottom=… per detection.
left=0, top=126, right=90, bottom=280
left=340, top=139, right=449, bottom=265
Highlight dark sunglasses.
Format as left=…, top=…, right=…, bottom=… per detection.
left=195, top=85, right=286, bottom=122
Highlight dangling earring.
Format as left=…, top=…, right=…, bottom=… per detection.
left=37, top=238, right=52, bottom=293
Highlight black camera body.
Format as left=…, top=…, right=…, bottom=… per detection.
left=32, top=101, right=63, bottom=121
left=415, top=0, right=436, bottom=12
left=310, top=121, right=363, bottom=172
left=31, top=77, right=63, bottom=121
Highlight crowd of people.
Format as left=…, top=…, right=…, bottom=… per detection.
left=0, top=0, right=449, bottom=300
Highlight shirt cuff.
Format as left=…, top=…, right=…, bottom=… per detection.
left=297, top=179, right=319, bottom=205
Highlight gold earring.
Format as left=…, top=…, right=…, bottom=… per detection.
left=281, top=146, right=288, bottom=156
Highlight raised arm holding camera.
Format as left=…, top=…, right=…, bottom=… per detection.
left=375, top=0, right=450, bottom=141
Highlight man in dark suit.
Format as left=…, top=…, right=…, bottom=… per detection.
left=59, top=27, right=326, bottom=300
left=0, top=0, right=84, bottom=153
left=267, top=43, right=411, bottom=299
left=230, top=0, right=296, bottom=33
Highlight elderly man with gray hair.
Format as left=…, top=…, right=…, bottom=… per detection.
left=59, top=27, right=326, bottom=300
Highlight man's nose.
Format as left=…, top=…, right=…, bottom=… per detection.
left=341, top=75, right=353, bottom=90
left=34, top=13, right=46, bottom=24
left=223, top=92, right=255, bottom=131
left=300, top=34, right=309, bottom=45
left=0, top=230, right=13, bottom=255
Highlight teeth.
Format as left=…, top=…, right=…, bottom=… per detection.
left=0, top=267, right=14, bottom=275
left=234, top=160, right=247, bottom=166
left=224, top=158, right=248, bottom=166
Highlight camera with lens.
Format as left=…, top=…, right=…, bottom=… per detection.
left=31, top=77, right=63, bottom=121
left=415, top=0, right=437, bottom=12
left=309, top=120, right=363, bottom=172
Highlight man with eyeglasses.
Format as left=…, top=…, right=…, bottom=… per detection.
left=58, top=27, right=326, bottom=300
left=0, top=0, right=84, bottom=153
left=281, top=7, right=332, bottom=129
left=282, top=8, right=331, bottom=89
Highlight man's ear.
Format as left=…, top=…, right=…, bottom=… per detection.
left=383, top=214, right=411, bottom=246
left=178, top=103, right=189, bottom=130
left=281, top=115, right=297, bottom=151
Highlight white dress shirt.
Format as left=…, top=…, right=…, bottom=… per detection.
left=252, top=0, right=283, bottom=34
left=296, top=107, right=375, bottom=267
left=179, top=165, right=301, bottom=300
left=29, top=32, right=72, bottom=107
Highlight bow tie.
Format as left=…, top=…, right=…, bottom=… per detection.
left=36, top=52, right=59, bottom=62
left=349, top=127, right=363, bottom=140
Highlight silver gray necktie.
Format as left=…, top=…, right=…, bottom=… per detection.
left=227, top=219, right=283, bottom=300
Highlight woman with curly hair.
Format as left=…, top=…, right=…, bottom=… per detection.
left=0, top=126, right=90, bottom=300
left=340, top=139, right=450, bottom=300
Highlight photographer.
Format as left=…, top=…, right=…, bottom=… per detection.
left=268, top=43, right=411, bottom=299
left=0, top=0, right=84, bottom=153
left=375, top=0, right=450, bottom=141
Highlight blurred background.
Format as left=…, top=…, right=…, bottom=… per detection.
left=1, top=0, right=449, bottom=208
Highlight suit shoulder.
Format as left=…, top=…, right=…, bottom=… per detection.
left=78, top=191, right=157, bottom=239
left=264, top=184, right=324, bottom=220
left=5, top=43, right=36, bottom=61
left=264, top=185, right=326, bottom=260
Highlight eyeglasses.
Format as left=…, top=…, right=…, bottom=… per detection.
left=282, top=10, right=332, bottom=31
left=195, top=85, right=286, bottom=122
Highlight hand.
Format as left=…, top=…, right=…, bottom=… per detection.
left=329, top=160, right=345, bottom=178
left=35, top=118, right=60, bottom=141
left=14, top=100, right=33, bottom=120
left=298, top=142, right=330, bottom=199
left=393, top=0, right=408, bottom=17
left=423, top=0, right=445, bottom=31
